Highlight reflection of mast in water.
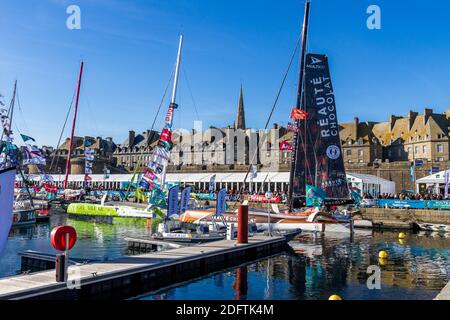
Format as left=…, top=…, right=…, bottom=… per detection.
left=213, top=273, right=224, bottom=288
left=233, top=266, right=248, bottom=300
left=287, top=255, right=307, bottom=300
left=264, top=259, right=271, bottom=299
left=321, top=235, right=352, bottom=294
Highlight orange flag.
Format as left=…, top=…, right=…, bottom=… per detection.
left=290, top=108, right=308, bottom=120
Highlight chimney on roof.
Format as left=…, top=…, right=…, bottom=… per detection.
left=408, top=110, right=418, bottom=130
left=424, top=108, right=433, bottom=123
left=389, top=115, right=398, bottom=130
left=128, top=130, right=135, bottom=147
left=353, top=117, right=359, bottom=139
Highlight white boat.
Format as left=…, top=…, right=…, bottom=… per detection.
left=416, top=222, right=450, bottom=233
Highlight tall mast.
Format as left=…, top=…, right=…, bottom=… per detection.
left=288, top=0, right=311, bottom=211
left=160, top=35, right=183, bottom=187
left=7, top=80, right=17, bottom=134
left=171, top=35, right=183, bottom=106
left=1, top=80, right=17, bottom=141
left=64, top=61, right=84, bottom=189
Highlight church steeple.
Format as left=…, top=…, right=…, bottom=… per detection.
left=234, top=85, right=246, bottom=130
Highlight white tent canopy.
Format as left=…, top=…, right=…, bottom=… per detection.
left=17, top=171, right=395, bottom=195
left=416, top=170, right=450, bottom=194
left=346, top=173, right=395, bottom=196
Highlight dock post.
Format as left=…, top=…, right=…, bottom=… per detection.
left=237, top=204, right=248, bottom=244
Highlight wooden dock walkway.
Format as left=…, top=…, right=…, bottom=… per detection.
left=0, top=235, right=288, bottom=300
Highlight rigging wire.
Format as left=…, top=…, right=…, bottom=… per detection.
left=123, top=67, right=175, bottom=198
left=232, top=33, right=302, bottom=202
left=15, top=88, right=32, bottom=137
left=49, top=92, right=76, bottom=173
left=181, top=64, right=200, bottom=120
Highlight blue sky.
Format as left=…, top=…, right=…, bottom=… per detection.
left=1, top=0, right=450, bottom=147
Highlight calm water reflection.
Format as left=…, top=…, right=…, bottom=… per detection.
left=0, top=212, right=151, bottom=278
left=139, top=231, right=449, bottom=300
left=1, top=214, right=448, bottom=300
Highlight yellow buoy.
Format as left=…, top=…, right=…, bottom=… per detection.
left=378, top=250, right=388, bottom=259
left=399, top=232, right=407, bottom=239
left=329, top=295, right=342, bottom=300
left=378, top=258, right=387, bottom=266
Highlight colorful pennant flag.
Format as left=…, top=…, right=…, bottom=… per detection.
left=287, top=122, right=299, bottom=133
left=84, top=137, right=95, bottom=148
left=279, top=140, right=293, bottom=151
left=209, top=174, right=216, bottom=193
left=20, top=134, right=35, bottom=143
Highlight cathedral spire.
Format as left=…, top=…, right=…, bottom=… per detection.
left=235, top=85, right=246, bottom=130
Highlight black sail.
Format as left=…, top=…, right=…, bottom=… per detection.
left=295, top=53, right=349, bottom=200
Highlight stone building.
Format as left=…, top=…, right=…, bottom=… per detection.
left=113, top=87, right=291, bottom=173
left=339, top=108, right=450, bottom=191
left=339, top=108, right=450, bottom=165
left=47, top=136, right=117, bottom=174
left=113, top=130, right=160, bottom=172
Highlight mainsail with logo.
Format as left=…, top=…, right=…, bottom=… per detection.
left=293, top=53, right=349, bottom=202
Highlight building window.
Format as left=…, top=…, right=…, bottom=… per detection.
left=346, top=149, right=352, bottom=156
left=423, top=145, right=427, bottom=153
left=358, top=149, right=363, bottom=157
left=415, top=146, right=419, bottom=154
left=437, top=144, right=444, bottom=153
left=437, top=157, right=444, bottom=162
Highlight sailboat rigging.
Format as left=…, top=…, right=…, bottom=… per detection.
left=288, top=0, right=310, bottom=211
left=64, top=61, right=84, bottom=190
left=180, top=0, right=355, bottom=234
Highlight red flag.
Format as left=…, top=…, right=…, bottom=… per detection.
left=287, top=122, right=299, bottom=133
left=44, top=183, right=57, bottom=193
left=160, top=128, right=173, bottom=143
left=290, top=108, right=308, bottom=120
left=280, top=140, right=293, bottom=151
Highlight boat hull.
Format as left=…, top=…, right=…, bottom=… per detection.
left=416, top=222, right=450, bottom=233
left=67, top=202, right=154, bottom=224
left=179, top=209, right=353, bottom=234
left=12, top=209, right=36, bottom=227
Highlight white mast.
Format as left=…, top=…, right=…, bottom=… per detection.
left=171, top=34, right=183, bottom=105
left=161, top=35, right=183, bottom=188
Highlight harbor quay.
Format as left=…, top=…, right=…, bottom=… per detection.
left=2, top=0, right=450, bottom=310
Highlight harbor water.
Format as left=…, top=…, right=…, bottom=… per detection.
left=0, top=211, right=448, bottom=300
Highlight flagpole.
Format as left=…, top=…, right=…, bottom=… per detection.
left=64, top=61, right=84, bottom=190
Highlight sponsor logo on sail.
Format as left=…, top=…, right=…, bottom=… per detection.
left=326, top=145, right=341, bottom=160
left=310, top=56, right=322, bottom=64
